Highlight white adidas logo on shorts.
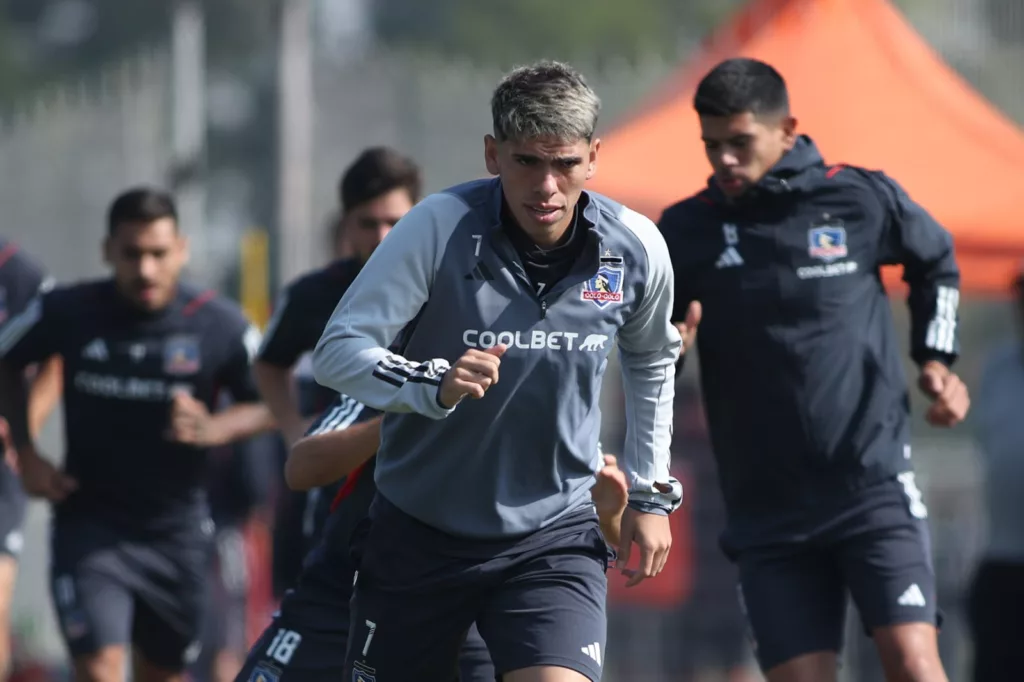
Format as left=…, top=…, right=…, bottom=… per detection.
left=897, top=583, right=926, bottom=607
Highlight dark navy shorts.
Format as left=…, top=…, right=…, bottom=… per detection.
left=235, top=453, right=504, bottom=682
left=0, top=465, right=25, bottom=559
left=50, top=516, right=213, bottom=671
left=730, top=475, right=941, bottom=673
left=344, top=495, right=609, bottom=681
left=237, top=612, right=493, bottom=682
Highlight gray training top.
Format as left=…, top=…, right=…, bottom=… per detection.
left=313, top=178, right=682, bottom=539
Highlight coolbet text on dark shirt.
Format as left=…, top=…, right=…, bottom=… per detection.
left=0, top=279, right=262, bottom=534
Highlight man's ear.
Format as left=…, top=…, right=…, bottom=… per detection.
left=781, top=115, right=799, bottom=149
left=586, top=138, right=600, bottom=180
left=484, top=134, right=500, bottom=176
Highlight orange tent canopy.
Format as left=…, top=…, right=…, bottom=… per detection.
left=588, top=0, right=1024, bottom=295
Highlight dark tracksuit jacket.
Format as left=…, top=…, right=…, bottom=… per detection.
left=659, top=136, right=960, bottom=546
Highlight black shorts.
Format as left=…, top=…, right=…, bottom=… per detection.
left=731, top=476, right=940, bottom=672
left=50, top=516, right=213, bottom=671
left=968, top=558, right=1024, bottom=681
left=236, top=509, right=496, bottom=682
left=0, top=465, right=25, bottom=559
left=344, top=495, right=609, bottom=682
left=236, top=613, right=494, bottom=682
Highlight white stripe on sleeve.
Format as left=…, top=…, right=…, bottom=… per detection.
left=310, top=395, right=367, bottom=435
left=924, top=285, right=958, bottom=354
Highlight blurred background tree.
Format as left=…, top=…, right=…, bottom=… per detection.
left=0, top=0, right=277, bottom=100
left=371, top=0, right=745, bottom=63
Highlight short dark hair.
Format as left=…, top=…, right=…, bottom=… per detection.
left=107, top=187, right=178, bottom=236
left=338, top=147, right=422, bottom=214
left=693, top=58, right=789, bottom=118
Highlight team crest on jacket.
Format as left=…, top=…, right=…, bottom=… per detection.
left=807, top=220, right=848, bottom=262
left=164, top=335, right=201, bottom=375
left=582, top=262, right=624, bottom=308
left=248, top=663, right=280, bottom=682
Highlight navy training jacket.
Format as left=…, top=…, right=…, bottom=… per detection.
left=660, top=135, right=959, bottom=545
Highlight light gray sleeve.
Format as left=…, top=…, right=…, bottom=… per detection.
left=312, top=193, right=464, bottom=419
left=614, top=206, right=683, bottom=514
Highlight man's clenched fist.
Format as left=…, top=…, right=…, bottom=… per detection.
left=918, top=360, right=970, bottom=427
left=439, top=345, right=507, bottom=408
left=167, top=389, right=216, bottom=446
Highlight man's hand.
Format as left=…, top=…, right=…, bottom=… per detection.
left=167, top=390, right=218, bottom=446
left=674, top=301, right=702, bottom=356
left=616, top=506, right=673, bottom=587
left=592, top=455, right=628, bottom=547
left=918, top=360, right=970, bottom=427
left=438, top=345, right=507, bottom=409
left=0, top=416, right=77, bottom=500
left=19, top=449, right=77, bottom=501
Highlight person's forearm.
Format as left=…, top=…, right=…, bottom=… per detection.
left=284, top=416, right=382, bottom=490
left=253, top=361, right=307, bottom=443
left=28, top=355, right=62, bottom=438
left=599, top=508, right=624, bottom=548
left=206, top=403, right=275, bottom=447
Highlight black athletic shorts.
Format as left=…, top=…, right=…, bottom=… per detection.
left=730, top=476, right=941, bottom=672
left=344, top=495, right=609, bottom=681
left=50, top=515, right=213, bottom=671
